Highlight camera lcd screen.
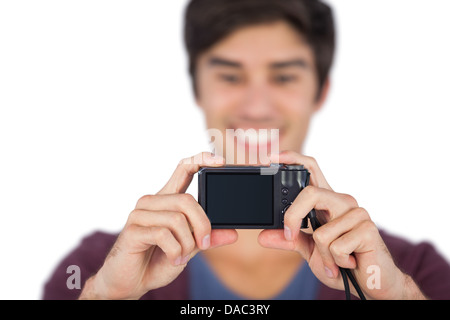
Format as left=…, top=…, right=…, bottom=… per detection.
left=205, top=173, right=273, bottom=225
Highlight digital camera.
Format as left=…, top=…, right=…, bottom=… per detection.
left=198, top=164, right=311, bottom=229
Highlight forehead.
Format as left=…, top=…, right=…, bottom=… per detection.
left=200, top=20, right=315, bottom=69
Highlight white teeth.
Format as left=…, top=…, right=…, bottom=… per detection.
left=258, top=131, right=269, bottom=144
left=233, top=129, right=278, bottom=145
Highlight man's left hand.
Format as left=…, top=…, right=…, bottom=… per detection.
left=258, top=151, right=427, bottom=300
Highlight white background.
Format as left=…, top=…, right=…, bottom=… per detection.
left=0, top=0, right=449, bottom=300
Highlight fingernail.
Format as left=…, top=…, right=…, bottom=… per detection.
left=324, top=266, right=334, bottom=278
left=174, top=256, right=182, bottom=266
left=284, top=226, right=292, bottom=241
left=202, top=234, right=210, bottom=249
left=181, top=254, right=190, bottom=265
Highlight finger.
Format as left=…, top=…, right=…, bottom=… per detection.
left=269, top=151, right=332, bottom=190
left=210, top=229, right=239, bottom=249
left=125, top=225, right=183, bottom=266
left=257, top=229, right=314, bottom=262
left=284, top=186, right=359, bottom=240
left=135, top=193, right=212, bottom=250
left=127, top=209, right=196, bottom=261
left=178, top=229, right=239, bottom=265
left=329, top=219, right=379, bottom=270
left=312, top=207, right=371, bottom=278
left=158, top=152, right=225, bottom=195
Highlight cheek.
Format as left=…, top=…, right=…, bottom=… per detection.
left=272, top=85, right=317, bottom=149
left=271, top=76, right=317, bottom=118
left=275, top=89, right=316, bottom=122
left=198, top=82, right=243, bottom=125
left=206, top=89, right=241, bottom=113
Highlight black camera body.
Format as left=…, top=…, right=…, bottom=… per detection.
left=198, top=164, right=311, bottom=229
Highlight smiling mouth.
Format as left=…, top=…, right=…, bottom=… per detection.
left=228, top=126, right=283, bottom=149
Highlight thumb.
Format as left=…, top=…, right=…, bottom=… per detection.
left=209, top=229, right=238, bottom=249
left=257, top=229, right=313, bottom=262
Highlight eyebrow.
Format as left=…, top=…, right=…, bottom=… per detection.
left=208, top=56, right=309, bottom=70
left=270, top=59, right=309, bottom=69
left=208, top=56, right=242, bottom=68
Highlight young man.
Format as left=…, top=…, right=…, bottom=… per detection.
left=43, top=0, right=450, bottom=300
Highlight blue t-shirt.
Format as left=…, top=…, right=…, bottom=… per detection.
left=188, top=253, right=320, bottom=300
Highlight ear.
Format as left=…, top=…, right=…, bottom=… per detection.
left=313, top=77, right=331, bottom=113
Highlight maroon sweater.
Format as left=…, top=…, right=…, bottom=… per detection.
left=42, top=229, right=450, bottom=300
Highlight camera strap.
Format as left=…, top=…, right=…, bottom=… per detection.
left=304, top=210, right=367, bottom=300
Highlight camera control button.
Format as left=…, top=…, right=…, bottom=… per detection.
left=281, top=188, right=289, bottom=195
left=282, top=198, right=289, bottom=205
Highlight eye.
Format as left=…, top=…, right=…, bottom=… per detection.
left=273, top=74, right=298, bottom=85
left=218, top=73, right=242, bottom=84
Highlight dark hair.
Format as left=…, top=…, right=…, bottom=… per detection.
left=184, top=0, right=336, bottom=99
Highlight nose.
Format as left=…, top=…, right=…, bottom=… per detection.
left=238, top=82, right=274, bottom=122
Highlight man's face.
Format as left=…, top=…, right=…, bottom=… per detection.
left=195, top=20, right=328, bottom=163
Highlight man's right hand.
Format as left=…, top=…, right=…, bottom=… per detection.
left=79, top=152, right=238, bottom=300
